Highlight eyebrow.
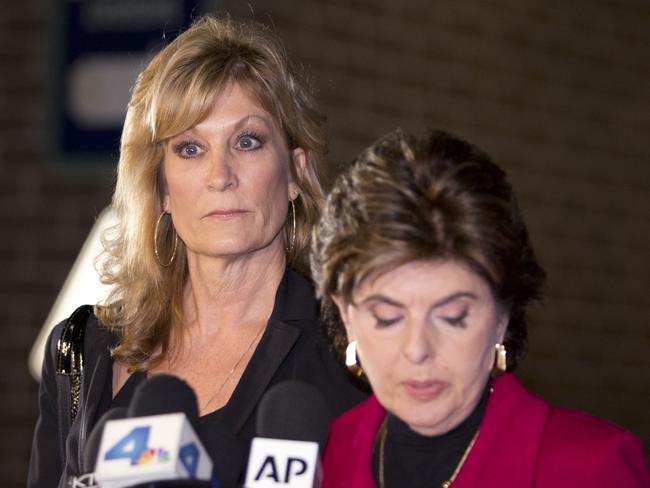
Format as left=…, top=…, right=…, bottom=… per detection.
left=357, top=291, right=479, bottom=309
left=233, top=114, right=274, bottom=131
left=169, top=114, right=274, bottom=141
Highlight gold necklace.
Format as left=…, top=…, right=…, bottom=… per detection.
left=376, top=417, right=480, bottom=488
left=201, top=323, right=266, bottom=411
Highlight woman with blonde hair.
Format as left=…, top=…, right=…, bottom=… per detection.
left=28, top=15, right=363, bottom=487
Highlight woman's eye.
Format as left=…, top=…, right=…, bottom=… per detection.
left=443, top=311, right=468, bottom=328
left=173, top=141, right=204, bottom=159
left=236, top=133, right=263, bottom=151
left=374, top=316, right=402, bottom=328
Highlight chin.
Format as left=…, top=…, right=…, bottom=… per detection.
left=397, top=402, right=454, bottom=436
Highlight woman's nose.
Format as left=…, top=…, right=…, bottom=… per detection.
left=206, top=151, right=237, bottom=191
left=402, top=322, right=432, bottom=365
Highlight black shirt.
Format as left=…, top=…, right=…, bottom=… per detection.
left=372, top=383, right=490, bottom=488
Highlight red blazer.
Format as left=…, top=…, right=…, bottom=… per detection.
left=322, top=373, right=649, bottom=487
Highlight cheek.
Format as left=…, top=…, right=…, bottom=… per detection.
left=163, top=164, right=197, bottom=209
left=450, top=329, right=496, bottom=378
left=245, top=157, right=290, bottom=203
left=354, top=328, right=396, bottom=380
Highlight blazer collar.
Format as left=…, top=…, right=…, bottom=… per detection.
left=454, top=373, right=549, bottom=487
left=209, top=268, right=318, bottom=433
left=270, top=268, right=318, bottom=323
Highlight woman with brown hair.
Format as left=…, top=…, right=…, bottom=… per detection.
left=311, top=128, right=649, bottom=487
left=28, top=15, right=363, bottom=488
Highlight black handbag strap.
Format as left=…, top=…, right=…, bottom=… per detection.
left=54, top=304, right=93, bottom=462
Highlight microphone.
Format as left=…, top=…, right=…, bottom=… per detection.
left=127, top=374, right=200, bottom=429
left=93, top=375, right=214, bottom=488
left=85, top=407, right=129, bottom=473
left=70, top=407, right=129, bottom=488
left=196, top=422, right=244, bottom=488
left=244, top=381, right=330, bottom=488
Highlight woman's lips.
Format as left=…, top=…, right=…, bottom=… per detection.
left=402, top=380, right=446, bottom=401
left=204, top=209, right=248, bottom=219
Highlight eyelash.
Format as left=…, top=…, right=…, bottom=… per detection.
left=172, top=139, right=204, bottom=159
left=236, top=130, right=265, bottom=151
left=443, top=310, right=469, bottom=328
left=374, top=316, right=402, bottom=328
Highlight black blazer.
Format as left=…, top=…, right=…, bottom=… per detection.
left=28, top=269, right=365, bottom=488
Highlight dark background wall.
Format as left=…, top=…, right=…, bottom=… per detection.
left=1, top=0, right=648, bottom=485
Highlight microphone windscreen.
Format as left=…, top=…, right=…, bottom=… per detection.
left=256, top=381, right=331, bottom=451
left=127, top=374, right=199, bottom=429
left=82, top=406, right=128, bottom=473
left=197, top=422, right=244, bottom=488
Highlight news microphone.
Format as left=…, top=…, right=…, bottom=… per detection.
left=244, top=381, right=330, bottom=488
left=127, top=374, right=200, bottom=429
left=196, top=422, right=244, bottom=488
left=84, top=407, right=129, bottom=474
left=70, top=408, right=130, bottom=487
left=93, top=375, right=214, bottom=488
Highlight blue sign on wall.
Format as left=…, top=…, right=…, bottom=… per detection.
left=55, top=0, right=205, bottom=163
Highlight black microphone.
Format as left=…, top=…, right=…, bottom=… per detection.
left=92, top=375, right=214, bottom=487
left=83, top=407, right=129, bottom=474
left=196, top=422, right=244, bottom=488
left=127, top=374, right=200, bottom=429
left=245, top=381, right=331, bottom=487
left=256, top=381, right=330, bottom=451
left=69, top=407, right=129, bottom=487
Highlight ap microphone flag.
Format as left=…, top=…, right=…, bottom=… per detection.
left=246, top=437, right=320, bottom=488
left=94, top=412, right=213, bottom=488
left=244, top=381, right=330, bottom=488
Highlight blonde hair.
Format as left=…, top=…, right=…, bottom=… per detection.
left=96, top=15, right=326, bottom=371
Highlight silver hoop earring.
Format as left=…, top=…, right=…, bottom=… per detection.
left=285, top=198, right=296, bottom=254
left=154, top=211, right=178, bottom=267
left=345, top=341, right=364, bottom=377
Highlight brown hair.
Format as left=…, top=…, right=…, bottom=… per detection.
left=311, top=128, right=545, bottom=370
left=96, top=15, right=326, bottom=372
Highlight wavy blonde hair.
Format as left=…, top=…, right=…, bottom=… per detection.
left=96, top=15, right=326, bottom=372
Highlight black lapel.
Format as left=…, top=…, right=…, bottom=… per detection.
left=217, top=269, right=316, bottom=433
left=219, top=319, right=300, bottom=433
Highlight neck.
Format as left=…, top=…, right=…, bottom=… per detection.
left=183, top=240, right=287, bottom=338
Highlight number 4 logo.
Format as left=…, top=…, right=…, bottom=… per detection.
left=104, top=426, right=150, bottom=465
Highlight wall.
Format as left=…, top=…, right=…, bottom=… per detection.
left=229, top=0, right=649, bottom=450
left=1, top=0, right=648, bottom=485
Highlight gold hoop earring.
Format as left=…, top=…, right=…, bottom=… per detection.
left=345, top=341, right=364, bottom=377
left=285, top=198, right=296, bottom=254
left=493, top=343, right=507, bottom=375
left=154, top=211, right=178, bottom=267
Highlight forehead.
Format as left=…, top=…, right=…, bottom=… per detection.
left=353, top=260, right=491, bottom=303
left=178, top=82, right=285, bottom=140
left=202, top=83, right=273, bottom=125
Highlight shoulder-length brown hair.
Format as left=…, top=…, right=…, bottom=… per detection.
left=96, top=15, right=326, bottom=372
left=311, top=128, right=545, bottom=370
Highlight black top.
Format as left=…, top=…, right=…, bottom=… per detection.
left=28, top=269, right=366, bottom=488
left=372, top=383, right=490, bottom=488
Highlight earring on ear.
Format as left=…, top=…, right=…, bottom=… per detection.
left=285, top=198, right=296, bottom=255
left=345, top=341, right=364, bottom=377
left=492, top=343, right=507, bottom=376
left=154, top=211, right=178, bottom=267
